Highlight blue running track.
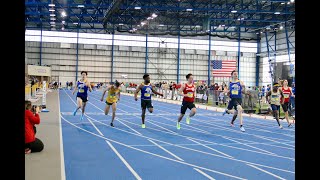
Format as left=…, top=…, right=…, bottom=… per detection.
left=59, top=89, right=295, bottom=180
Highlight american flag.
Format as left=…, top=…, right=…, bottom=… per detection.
left=211, top=60, right=237, bottom=77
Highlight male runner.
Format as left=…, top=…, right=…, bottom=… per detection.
left=177, top=73, right=197, bottom=130
left=222, top=70, right=246, bottom=132
left=72, top=71, right=92, bottom=120
left=266, top=82, right=285, bottom=128
left=134, top=74, right=163, bottom=128
left=281, top=79, right=294, bottom=127
left=101, top=80, right=121, bottom=127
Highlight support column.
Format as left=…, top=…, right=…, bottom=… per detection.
left=177, top=31, right=181, bottom=83
left=237, top=28, right=241, bottom=76
left=75, top=28, right=79, bottom=82
left=39, top=25, right=43, bottom=66
left=256, top=35, right=261, bottom=87
left=145, top=33, right=148, bottom=74
left=285, top=24, right=294, bottom=83
left=208, top=34, right=212, bottom=84
left=111, top=32, right=115, bottom=82
left=265, top=32, right=273, bottom=85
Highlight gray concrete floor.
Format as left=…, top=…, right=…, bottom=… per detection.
left=25, top=90, right=65, bottom=180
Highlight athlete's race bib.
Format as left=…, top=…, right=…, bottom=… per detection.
left=231, top=90, right=238, bottom=95
left=284, top=94, right=290, bottom=98
left=271, top=95, right=279, bottom=101
left=187, top=92, right=194, bottom=98
left=110, top=93, right=116, bottom=98
left=144, top=93, right=151, bottom=97
left=79, top=89, right=84, bottom=93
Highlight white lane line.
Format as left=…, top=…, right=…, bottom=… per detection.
left=61, top=115, right=247, bottom=180
left=148, top=139, right=184, bottom=161
left=116, top=118, right=142, bottom=135
left=194, top=168, right=216, bottom=180
left=246, top=164, right=286, bottom=180
left=58, top=91, right=66, bottom=180
left=222, top=136, right=277, bottom=155
left=105, top=140, right=142, bottom=180
left=255, top=135, right=295, bottom=148
left=84, top=115, right=295, bottom=173
left=62, top=89, right=142, bottom=180
left=148, top=120, right=177, bottom=134
left=187, top=138, right=234, bottom=159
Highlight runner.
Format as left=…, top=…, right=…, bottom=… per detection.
left=176, top=73, right=197, bottom=130
left=134, top=74, right=163, bottom=128
left=266, top=82, right=285, bottom=128
left=222, top=70, right=246, bottom=132
left=280, top=79, right=294, bottom=127
left=100, top=80, right=121, bottom=127
left=72, top=71, right=92, bottom=120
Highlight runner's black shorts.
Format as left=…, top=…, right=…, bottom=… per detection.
left=77, top=95, right=88, bottom=103
left=281, top=102, right=289, bottom=112
left=180, top=101, right=196, bottom=114
left=227, top=98, right=242, bottom=111
left=141, top=99, right=153, bottom=109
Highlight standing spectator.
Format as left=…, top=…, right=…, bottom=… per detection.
left=25, top=101, right=44, bottom=153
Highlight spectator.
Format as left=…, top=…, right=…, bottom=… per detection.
left=25, top=101, right=44, bottom=154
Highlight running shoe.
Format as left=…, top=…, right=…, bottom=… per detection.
left=73, top=109, right=77, bottom=116
left=240, top=126, right=245, bottom=132
left=222, top=109, right=229, bottom=116
left=230, top=123, right=235, bottom=127
left=110, top=123, right=114, bottom=127
left=80, top=114, right=84, bottom=121
left=25, top=148, right=31, bottom=154
left=186, top=116, right=190, bottom=124
left=279, top=125, right=283, bottom=129
left=142, top=124, right=146, bottom=128
left=177, top=122, right=181, bottom=130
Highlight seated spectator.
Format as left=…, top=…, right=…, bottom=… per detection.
left=25, top=101, right=44, bottom=154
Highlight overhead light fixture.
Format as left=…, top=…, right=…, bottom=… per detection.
left=119, top=23, right=124, bottom=25
left=159, top=24, right=164, bottom=26
left=62, top=20, right=65, bottom=24
left=186, top=9, right=193, bottom=11
left=241, top=17, right=244, bottom=20
left=260, top=31, right=263, bottom=33
left=151, top=13, right=157, bottom=18
left=61, top=27, right=65, bottom=30
left=61, top=11, right=67, bottom=17
left=147, top=17, right=152, bottom=20
left=221, top=24, right=225, bottom=27
left=134, top=6, right=141, bottom=9
left=280, top=25, right=283, bottom=30
left=287, top=2, right=290, bottom=4
left=195, top=25, right=200, bottom=28
left=274, top=12, right=280, bottom=14
left=50, top=14, right=56, bottom=17
left=256, top=32, right=259, bottom=34
left=48, top=4, right=55, bottom=7
left=77, top=5, right=85, bottom=8
left=49, top=9, right=55, bottom=12
left=141, top=22, right=146, bottom=26
left=290, top=0, right=294, bottom=2
left=50, top=17, right=56, bottom=21
left=231, top=10, right=237, bottom=13
left=237, top=18, right=241, bottom=21
left=266, top=26, right=271, bottom=30
left=137, top=25, right=140, bottom=27
left=73, top=22, right=78, bottom=25
left=206, top=29, right=210, bottom=32
left=281, top=2, right=285, bottom=4
left=50, top=21, right=55, bottom=24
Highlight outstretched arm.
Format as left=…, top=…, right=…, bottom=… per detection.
left=151, top=84, right=163, bottom=96
left=72, top=82, right=78, bottom=95
left=101, top=85, right=111, bottom=101
left=134, top=84, right=143, bottom=101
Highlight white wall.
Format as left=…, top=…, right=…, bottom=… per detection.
left=25, top=30, right=258, bottom=85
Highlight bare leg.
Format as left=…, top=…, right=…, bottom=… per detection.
left=111, top=103, right=117, bottom=123
left=104, top=105, right=110, bottom=115
left=141, top=108, right=146, bottom=124
left=178, top=114, right=185, bottom=123
left=237, top=105, right=243, bottom=126
left=189, top=108, right=196, bottom=117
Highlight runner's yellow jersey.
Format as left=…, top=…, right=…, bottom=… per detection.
left=106, top=86, right=120, bottom=103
